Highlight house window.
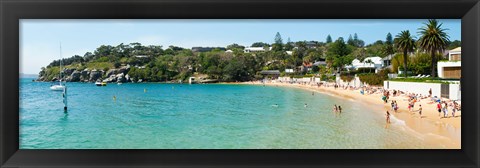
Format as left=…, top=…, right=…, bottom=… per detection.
left=450, top=54, right=461, bottom=61
left=443, top=67, right=461, bottom=79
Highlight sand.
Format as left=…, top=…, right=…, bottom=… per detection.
left=239, top=81, right=461, bottom=149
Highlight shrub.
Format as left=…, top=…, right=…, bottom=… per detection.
left=114, top=62, right=121, bottom=68
left=340, top=75, right=354, bottom=82
left=358, top=73, right=386, bottom=86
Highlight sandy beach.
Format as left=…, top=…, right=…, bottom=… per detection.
left=239, top=81, right=461, bottom=149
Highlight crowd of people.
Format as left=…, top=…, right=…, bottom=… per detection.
left=261, top=79, right=461, bottom=126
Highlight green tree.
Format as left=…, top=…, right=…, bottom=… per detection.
left=327, top=37, right=353, bottom=72
left=386, top=33, right=393, bottom=45
left=417, top=19, right=450, bottom=77
left=226, top=43, right=245, bottom=50
left=382, top=32, right=395, bottom=56
left=284, top=37, right=294, bottom=50
left=326, top=34, right=332, bottom=43
left=394, top=30, right=416, bottom=77
left=272, top=32, right=284, bottom=51
left=251, top=42, right=270, bottom=47
left=353, top=33, right=365, bottom=47
left=447, top=40, right=461, bottom=50
left=347, top=34, right=355, bottom=46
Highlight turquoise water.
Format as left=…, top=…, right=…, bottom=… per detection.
left=20, top=78, right=440, bottom=149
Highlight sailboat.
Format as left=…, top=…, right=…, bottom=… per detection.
left=50, top=44, right=66, bottom=91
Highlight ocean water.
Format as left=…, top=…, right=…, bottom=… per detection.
left=20, top=78, right=443, bottom=149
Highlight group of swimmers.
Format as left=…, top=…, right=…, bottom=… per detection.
left=333, top=104, right=342, bottom=114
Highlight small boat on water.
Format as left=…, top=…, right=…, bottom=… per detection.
left=50, top=80, right=65, bottom=91
left=117, top=82, right=122, bottom=85
left=95, top=81, right=107, bottom=86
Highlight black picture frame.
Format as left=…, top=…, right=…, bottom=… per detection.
left=1, top=0, right=479, bottom=167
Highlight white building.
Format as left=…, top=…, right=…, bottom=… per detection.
left=244, top=47, right=272, bottom=53
left=345, top=56, right=383, bottom=72
left=437, top=47, right=461, bottom=79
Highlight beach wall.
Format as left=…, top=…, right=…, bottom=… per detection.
left=384, top=81, right=461, bottom=100
left=384, top=81, right=441, bottom=97
left=449, top=84, right=461, bottom=100
left=336, top=76, right=363, bottom=88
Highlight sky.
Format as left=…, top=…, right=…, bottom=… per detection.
left=20, top=19, right=461, bottom=74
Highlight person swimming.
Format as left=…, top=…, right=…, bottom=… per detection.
left=304, top=103, right=308, bottom=108
left=338, top=106, right=342, bottom=113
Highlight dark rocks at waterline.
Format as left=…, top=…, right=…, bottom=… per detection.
left=89, top=70, right=103, bottom=82
left=105, top=69, right=118, bottom=78
left=116, top=73, right=126, bottom=83
left=36, top=67, right=133, bottom=83
left=67, top=70, right=81, bottom=82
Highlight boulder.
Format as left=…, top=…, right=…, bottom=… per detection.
left=106, top=69, right=118, bottom=78
left=125, top=74, right=130, bottom=82
left=81, top=70, right=89, bottom=78
left=64, top=68, right=75, bottom=76
left=37, top=76, right=45, bottom=81
left=118, top=66, right=130, bottom=74
left=89, top=70, right=102, bottom=82
left=106, top=75, right=117, bottom=83
left=116, top=73, right=125, bottom=83
left=70, top=70, right=81, bottom=82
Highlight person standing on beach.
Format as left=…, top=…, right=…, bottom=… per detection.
left=408, top=101, right=412, bottom=112
left=385, top=111, right=391, bottom=124
left=391, top=101, right=395, bottom=111
left=418, top=105, right=423, bottom=117
left=429, top=88, right=432, bottom=97
left=443, top=102, right=449, bottom=118
left=393, top=101, right=398, bottom=112
left=437, top=102, right=442, bottom=117
left=452, top=102, right=457, bottom=117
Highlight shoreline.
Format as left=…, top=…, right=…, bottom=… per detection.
left=238, top=81, right=461, bottom=149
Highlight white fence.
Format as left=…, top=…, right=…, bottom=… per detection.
left=384, top=81, right=461, bottom=100
left=276, top=77, right=322, bottom=84
left=335, top=76, right=364, bottom=88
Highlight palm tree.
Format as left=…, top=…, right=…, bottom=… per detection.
left=394, top=30, right=416, bottom=78
left=417, top=19, right=450, bottom=77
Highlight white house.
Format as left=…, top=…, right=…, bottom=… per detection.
left=437, top=47, right=461, bottom=79
left=345, top=56, right=383, bottom=72
left=244, top=47, right=272, bottom=53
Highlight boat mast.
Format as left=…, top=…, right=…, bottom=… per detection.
left=60, top=42, right=63, bottom=84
